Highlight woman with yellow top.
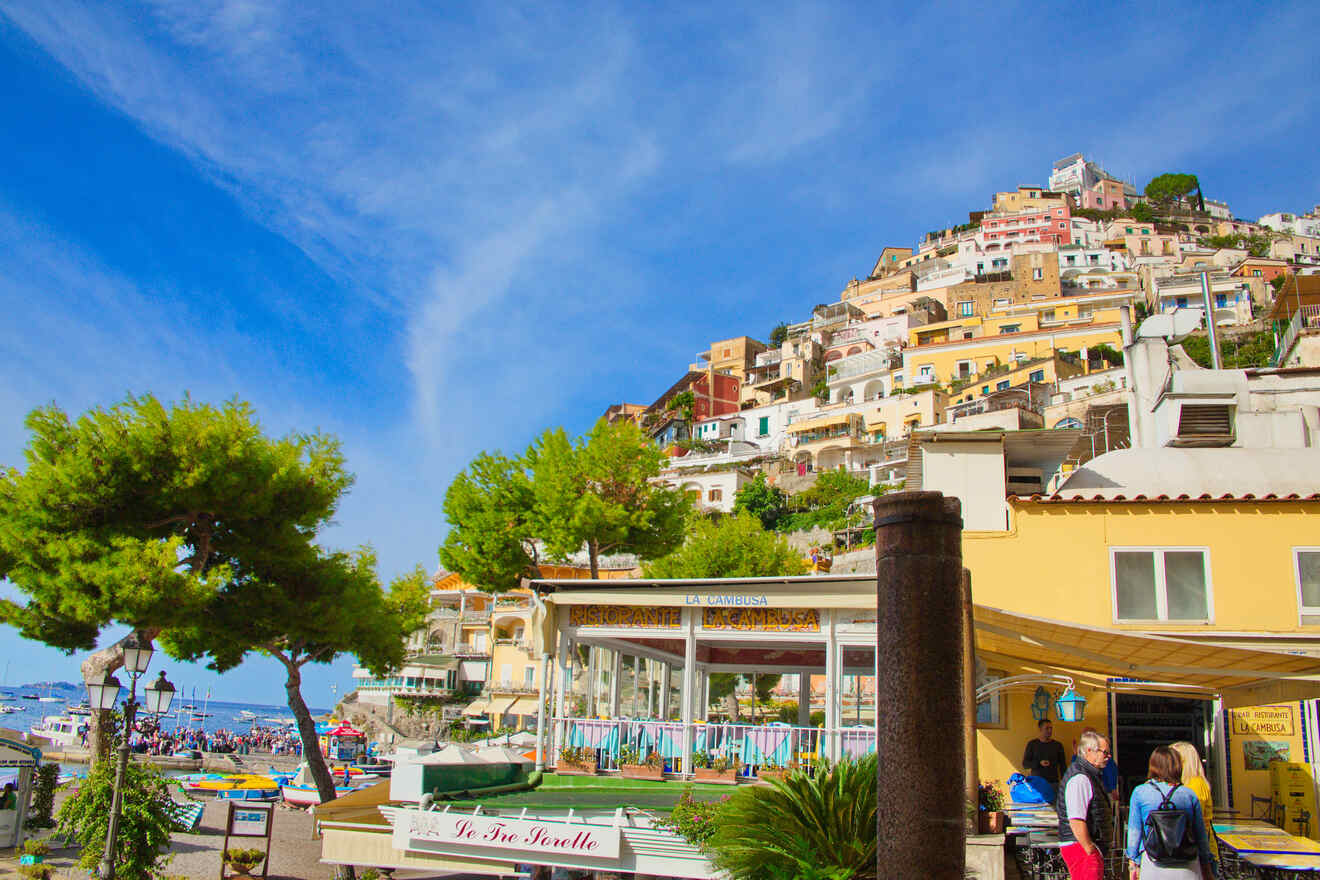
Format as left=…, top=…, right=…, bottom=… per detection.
left=1170, top=741, right=1219, bottom=877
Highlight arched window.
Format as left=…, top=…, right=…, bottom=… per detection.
left=1053, top=417, right=1083, bottom=429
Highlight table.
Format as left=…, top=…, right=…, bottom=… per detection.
left=1214, top=819, right=1320, bottom=878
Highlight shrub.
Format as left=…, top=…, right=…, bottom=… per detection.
left=653, top=789, right=728, bottom=849
left=25, top=765, right=59, bottom=829
left=706, top=754, right=877, bottom=880
left=56, top=759, right=176, bottom=879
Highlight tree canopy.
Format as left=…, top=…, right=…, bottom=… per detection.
left=732, top=473, right=789, bottom=530
left=0, top=394, right=424, bottom=793
left=642, top=512, right=807, bottom=579
left=438, top=452, right=538, bottom=593
left=1144, top=173, right=1202, bottom=210
left=0, top=395, right=347, bottom=653
left=441, top=419, right=691, bottom=586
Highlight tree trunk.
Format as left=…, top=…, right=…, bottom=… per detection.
left=79, top=627, right=161, bottom=766
left=588, top=539, right=599, bottom=579
left=277, top=654, right=338, bottom=806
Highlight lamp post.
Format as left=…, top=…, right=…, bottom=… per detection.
left=84, top=633, right=175, bottom=880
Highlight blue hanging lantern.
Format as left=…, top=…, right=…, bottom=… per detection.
left=1030, top=686, right=1051, bottom=721
left=1055, top=687, right=1087, bottom=723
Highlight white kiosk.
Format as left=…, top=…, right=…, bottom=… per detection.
left=0, top=731, right=41, bottom=849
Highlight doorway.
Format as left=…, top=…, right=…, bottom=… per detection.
left=1112, top=693, right=1213, bottom=799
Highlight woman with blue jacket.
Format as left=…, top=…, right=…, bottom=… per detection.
left=1125, top=745, right=1214, bottom=879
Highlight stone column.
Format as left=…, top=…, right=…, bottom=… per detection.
left=874, top=491, right=965, bottom=879
left=660, top=662, right=672, bottom=720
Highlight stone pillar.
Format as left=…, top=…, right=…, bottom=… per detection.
left=874, top=491, right=965, bottom=879
left=660, top=662, right=672, bottom=720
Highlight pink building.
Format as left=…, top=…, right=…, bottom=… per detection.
left=980, top=202, right=1073, bottom=248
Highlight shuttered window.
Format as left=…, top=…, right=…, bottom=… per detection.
left=1175, top=404, right=1234, bottom=445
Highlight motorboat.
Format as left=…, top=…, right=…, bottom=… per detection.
left=279, top=764, right=370, bottom=806
left=0, top=705, right=18, bottom=715
left=67, top=703, right=93, bottom=717
left=185, top=773, right=281, bottom=801
left=30, top=715, right=81, bottom=747
left=237, top=710, right=258, bottom=721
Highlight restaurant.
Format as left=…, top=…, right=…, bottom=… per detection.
left=318, top=571, right=1320, bottom=878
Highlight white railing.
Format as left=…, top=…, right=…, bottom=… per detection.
left=549, top=717, right=874, bottom=778
left=1274, top=304, right=1320, bottom=366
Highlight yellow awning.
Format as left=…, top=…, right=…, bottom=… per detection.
left=788, top=412, right=856, bottom=433
left=461, top=698, right=490, bottom=716
left=974, top=605, right=1320, bottom=692
left=486, top=696, right=517, bottom=717
left=507, top=696, right=541, bottom=717
left=863, top=418, right=888, bottom=432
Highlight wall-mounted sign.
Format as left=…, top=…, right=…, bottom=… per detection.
left=684, top=594, right=769, bottom=606
left=1231, top=705, right=1296, bottom=737
left=568, top=606, right=680, bottom=629
left=703, top=608, right=820, bottom=632
left=393, top=810, right=621, bottom=859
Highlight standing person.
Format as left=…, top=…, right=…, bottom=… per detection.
left=1025, top=719, right=1069, bottom=785
left=1169, top=741, right=1219, bottom=877
left=1056, top=730, right=1113, bottom=880
left=1125, top=745, right=1213, bottom=880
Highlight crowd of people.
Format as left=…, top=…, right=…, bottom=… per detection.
left=77, top=723, right=304, bottom=757
left=1022, top=722, right=1217, bottom=880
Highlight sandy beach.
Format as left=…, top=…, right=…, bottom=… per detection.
left=1, top=788, right=482, bottom=880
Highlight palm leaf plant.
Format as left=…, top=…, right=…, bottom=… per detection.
left=706, top=753, right=877, bottom=880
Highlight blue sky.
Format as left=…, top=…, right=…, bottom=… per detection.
left=0, top=0, right=1316, bottom=703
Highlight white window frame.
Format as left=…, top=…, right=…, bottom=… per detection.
left=1294, top=547, right=1320, bottom=623
left=1108, top=546, right=1214, bottom=623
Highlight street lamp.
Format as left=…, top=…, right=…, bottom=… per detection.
left=84, top=633, right=175, bottom=880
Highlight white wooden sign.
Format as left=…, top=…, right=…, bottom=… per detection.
left=393, top=809, right=621, bottom=859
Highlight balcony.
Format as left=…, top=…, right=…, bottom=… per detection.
left=494, top=639, right=533, bottom=652
left=753, top=350, right=784, bottom=367
left=430, top=607, right=460, bottom=618
left=453, top=644, right=490, bottom=658
left=487, top=680, right=539, bottom=695
left=461, top=610, right=491, bottom=622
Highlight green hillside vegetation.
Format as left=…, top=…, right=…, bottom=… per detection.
left=1179, top=329, right=1276, bottom=369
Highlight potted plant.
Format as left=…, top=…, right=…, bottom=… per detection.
left=620, top=746, right=665, bottom=781
left=18, top=839, right=50, bottom=866
left=223, top=847, right=265, bottom=878
left=977, top=781, right=1007, bottom=834
left=556, top=745, right=596, bottom=775
left=692, top=751, right=736, bottom=784
left=755, top=758, right=794, bottom=784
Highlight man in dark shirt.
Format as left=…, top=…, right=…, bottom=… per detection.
left=1023, top=719, right=1068, bottom=784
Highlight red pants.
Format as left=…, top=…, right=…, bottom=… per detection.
left=1060, top=842, right=1104, bottom=880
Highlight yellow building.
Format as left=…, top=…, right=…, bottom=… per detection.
left=688, top=335, right=767, bottom=384
left=992, top=186, right=1071, bottom=214
left=902, top=312, right=1124, bottom=391
left=912, top=429, right=1320, bottom=824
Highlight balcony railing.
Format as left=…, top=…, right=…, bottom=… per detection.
left=488, top=680, right=539, bottom=695
left=461, top=610, right=491, bottom=622
left=754, top=350, right=784, bottom=367
left=453, top=645, right=489, bottom=657
left=1273, top=305, right=1320, bottom=366
left=549, top=718, right=874, bottom=778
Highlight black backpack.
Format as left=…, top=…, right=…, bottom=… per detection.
left=1143, top=782, right=1199, bottom=865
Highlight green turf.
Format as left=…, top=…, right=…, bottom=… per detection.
left=447, top=772, right=738, bottom=810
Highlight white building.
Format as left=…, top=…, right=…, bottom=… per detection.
left=1259, top=210, right=1320, bottom=239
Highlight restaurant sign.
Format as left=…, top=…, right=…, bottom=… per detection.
left=568, top=606, right=681, bottom=629
left=393, top=809, right=621, bottom=859
left=703, top=608, right=820, bottom=632
left=1231, top=705, right=1296, bottom=737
